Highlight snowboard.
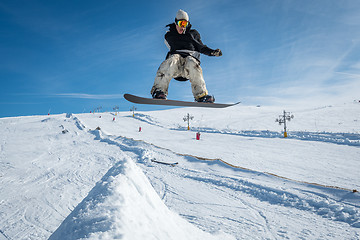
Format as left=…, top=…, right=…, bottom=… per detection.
left=151, top=159, right=178, bottom=167
left=124, top=94, right=240, bottom=108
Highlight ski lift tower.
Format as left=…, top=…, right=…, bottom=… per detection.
left=183, top=113, right=194, bottom=130
left=130, top=106, right=137, bottom=117
left=113, top=106, right=119, bottom=116
left=276, top=110, right=294, bottom=138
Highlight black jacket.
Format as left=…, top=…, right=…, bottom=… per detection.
left=164, top=23, right=215, bottom=63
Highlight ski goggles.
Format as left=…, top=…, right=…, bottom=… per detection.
left=176, top=20, right=189, bottom=28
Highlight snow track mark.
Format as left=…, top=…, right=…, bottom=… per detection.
left=182, top=174, right=360, bottom=228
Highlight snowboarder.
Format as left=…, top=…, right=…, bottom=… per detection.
left=150, top=9, right=222, bottom=103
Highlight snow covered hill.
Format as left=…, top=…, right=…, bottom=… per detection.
left=0, top=102, right=359, bottom=239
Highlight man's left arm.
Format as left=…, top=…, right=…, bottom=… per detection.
left=191, top=30, right=222, bottom=57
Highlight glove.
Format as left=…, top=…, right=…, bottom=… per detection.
left=211, top=49, right=222, bottom=57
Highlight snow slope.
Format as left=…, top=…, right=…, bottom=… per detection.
left=0, top=102, right=360, bottom=239
left=49, top=154, right=228, bottom=240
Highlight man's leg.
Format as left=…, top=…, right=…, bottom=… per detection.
left=151, top=54, right=182, bottom=97
left=184, top=56, right=208, bottom=100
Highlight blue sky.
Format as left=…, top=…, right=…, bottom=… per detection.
left=1, top=0, right=360, bottom=118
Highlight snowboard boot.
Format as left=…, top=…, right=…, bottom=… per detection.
left=152, top=90, right=167, bottom=100
left=196, top=95, right=215, bottom=103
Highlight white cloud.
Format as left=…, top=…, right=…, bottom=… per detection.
left=54, top=93, right=124, bottom=99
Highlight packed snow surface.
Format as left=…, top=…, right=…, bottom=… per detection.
left=1, top=102, right=360, bottom=239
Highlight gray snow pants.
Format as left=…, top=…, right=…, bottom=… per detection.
left=151, top=54, right=208, bottom=100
